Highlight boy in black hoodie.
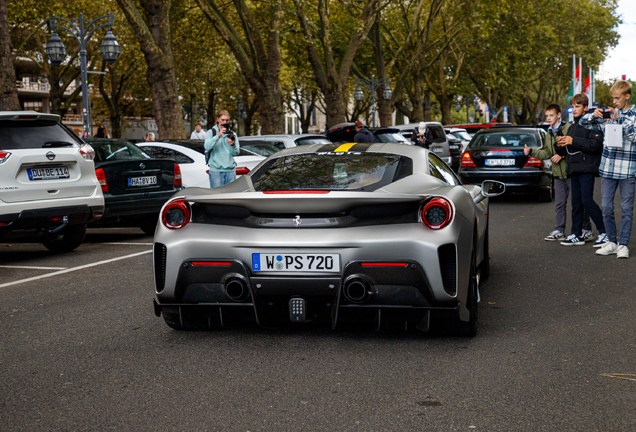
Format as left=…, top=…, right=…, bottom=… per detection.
left=557, top=93, right=607, bottom=246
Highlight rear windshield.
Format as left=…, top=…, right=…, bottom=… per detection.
left=295, top=137, right=331, bottom=146
left=90, top=140, right=151, bottom=162
left=251, top=153, right=412, bottom=192
left=375, top=132, right=410, bottom=143
left=469, top=131, right=541, bottom=149
left=427, top=125, right=446, bottom=143
left=241, top=140, right=285, bottom=156
left=0, top=119, right=82, bottom=150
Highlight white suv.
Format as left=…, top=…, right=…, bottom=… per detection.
left=0, top=111, right=104, bottom=252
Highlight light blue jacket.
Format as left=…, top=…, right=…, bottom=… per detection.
left=204, top=125, right=240, bottom=172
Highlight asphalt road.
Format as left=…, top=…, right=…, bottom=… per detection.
left=1, top=187, right=635, bottom=431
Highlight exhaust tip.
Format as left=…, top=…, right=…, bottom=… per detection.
left=225, top=278, right=249, bottom=302
left=344, top=279, right=371, bottom=303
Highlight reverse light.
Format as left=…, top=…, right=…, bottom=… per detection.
left=95, top=168, right=109, bottom=193
left=421, top=197, right=453, bottom=230
left=461, top=152, right=476, bottom=167
left=524, top=157, right=542, bottom=167
left=79, top=143, right=95, bottom=161
left=0, top=151, right=11, bottom=164
left=162, top=198, right=191, bottom=229
left=236, top=166, right=250, bottom=175
left=174, top=163, right=182, bottom=187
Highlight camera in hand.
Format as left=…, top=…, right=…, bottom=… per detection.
left=221, top=123, right=236, bottom=140
left=602, top=110, right=612, bottom=119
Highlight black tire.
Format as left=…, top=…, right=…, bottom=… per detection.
left=454, top=251, right=479, bottom=337
left=538, top=187, right=552, bottom=203
left=480, top=226, right=490, bottom=282
left=42, top=224, right=86, bottom=253
left=140, top=218, right=158, bottom=236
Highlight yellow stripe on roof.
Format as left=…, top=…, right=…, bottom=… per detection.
left=334, top=143, right=357, bottom=153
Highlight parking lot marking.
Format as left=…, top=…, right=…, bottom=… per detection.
left=0, top=265, right=67, bottom=270
left=0, top=250, right=152, bottom=289
left=602, top=373, right=636, bottom=383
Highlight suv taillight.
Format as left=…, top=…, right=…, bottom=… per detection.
left=162, top=198, right=191, bottom=229
left=461, top=152, right=476, bottom=167
left=524, top=157, right=542, bottom=167
left=0, top=151, right=10, bottom=164
left=79, top=143, right=95, bottom=161
left=420, top=197, right=454, bottom=230
left=95, top=168, right=109, bottom=192
left=174, top=163, right=182, bottom=187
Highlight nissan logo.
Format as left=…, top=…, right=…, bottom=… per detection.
left=46, top=151, right=56, bottom=161
left=139, top=163, right=145, bottom=169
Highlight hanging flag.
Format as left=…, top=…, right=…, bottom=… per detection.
left=584, top=74, right=591, bottom=107
left=574, top=61, right=582, bottom=95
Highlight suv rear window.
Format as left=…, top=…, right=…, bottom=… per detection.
left=427, top=125, right=446, bottom=143
left=241, top=140, right=285, bottom=156
left=0, top=119, right=82, bottom=150
left=251, top=153, right=412, bottom=192
left=470, top=131, right=540, bottom=149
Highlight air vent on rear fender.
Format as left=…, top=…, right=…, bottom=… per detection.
left=437, top=244, right=457, bottom=296
left=154, top=242, right=167, bottom=293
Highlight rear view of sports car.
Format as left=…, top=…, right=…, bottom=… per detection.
left=152, top=143, right=504, bottom=336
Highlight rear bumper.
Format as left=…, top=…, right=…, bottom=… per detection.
left=459, top=169, right=551, bottom=191
left=93, top=190, right=177, bottom=223
left=152, top=256, right=460, bottom=329
left=0, top=204, right=103, bottom=240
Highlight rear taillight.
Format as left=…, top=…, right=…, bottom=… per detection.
left=461, top=152, right=476, bottom=167
left=162, top=198, right=191, bottom=229
left=0, top=151, right=10, bottom=164
left=420, top=197, right=453, bottom=230
left=95, top=168, right=109, bottom=193
left=236, top=166, right=250, bottom=175
left=524, top=157, right=542, bottom=167
left=174, top=163, right=182, bottom=187
left=79, top=144, right=95, bottom=161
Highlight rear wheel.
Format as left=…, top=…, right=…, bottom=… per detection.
left=139, top=217, right=158, bottom=236
left=454, top=251, right=479, bottom=337
left=538, top=186, right=552, bottom=202
left=42, top=224, right=86, bottom=253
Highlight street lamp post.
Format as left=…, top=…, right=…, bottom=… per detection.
left=354, top=76, right=392, bottom=127
left=46, top=13, right=121, bottom=138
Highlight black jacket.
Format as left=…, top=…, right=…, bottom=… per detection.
left=564, top=116, right=603, bottom=176
left=353, top=128, right=375, bottom=143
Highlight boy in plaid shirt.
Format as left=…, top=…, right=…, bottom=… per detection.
left=580, top=80, right=636, bottom=258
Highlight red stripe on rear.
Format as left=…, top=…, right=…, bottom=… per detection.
left=360, top=263, right=408, bottom=267
left=263, top=190, right=330, bottom=194
left=191, top=261, right=232, bottom=266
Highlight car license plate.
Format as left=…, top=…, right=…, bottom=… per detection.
left=449, top=144, right=461, bottom=150
left=128, top=176, right=158, bottom=187
left=252, top=253, right=340, bottom=273
left=432, top=147, right=444, bottom=154
left=28, top=167, right=69, bottom=180
left=485, top=159, right=515, bottom=166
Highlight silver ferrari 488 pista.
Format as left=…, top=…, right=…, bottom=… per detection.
left=152, top=142, right=504, bottom=336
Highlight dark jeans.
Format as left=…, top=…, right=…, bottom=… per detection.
left=571, top=173, right=605, bottom=237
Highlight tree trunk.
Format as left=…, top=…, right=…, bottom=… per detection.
left=115, top=0, right=184, bottom=139
left=440, top=97, right=452, bottom=125
left=0, top=0, right=20, bottom=111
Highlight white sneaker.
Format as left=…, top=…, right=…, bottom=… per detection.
left=594, top=233, right=609, bottom=248
left=581, top=230, right=594, bottom=242
left=596, top=241, right=618, bottom=255
left=617, top=245, right=629, bottom=259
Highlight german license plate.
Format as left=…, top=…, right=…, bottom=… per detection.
left=252, top=253, right=340, bottom=273
left=28, top=167, right=69, bottom=180
left=128, top=176, right=157, bottom=187
left=432, top=147, right=444, bottom=154
left=485, top=159, right=515, bottom=166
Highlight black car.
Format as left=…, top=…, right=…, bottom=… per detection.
left=85, top=139, right=182, bottom=234
left=458, top=127, right=552, bottom=202
left=325, top=123, right=411, bottom=144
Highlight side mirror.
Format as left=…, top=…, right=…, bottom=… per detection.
left=473, top=180, right=505, bottom=203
